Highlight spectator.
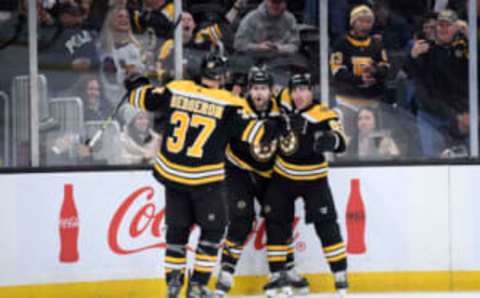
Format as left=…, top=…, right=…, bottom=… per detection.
left=119, top=110, right=161, bottom=164
left=39, top=1, right=100, bottom=96
left=155, top=11, right=205, bottom=82
left=99, top=7, right=144, bottom=108
left=330, top=5, right=390, bottom=100
left=405, top=9, right=469, bottom=157
left=371, top=0, right=412, bottom=51
left=403, top=12, right=437, bottom=115
left=155, top=9, right=240, bottom=82
left=344, top=107, right=400, bottom=160
left=234, top=0, right=300, bottom=56
left=330, top=5, right=390, bottom=136
left=77, top=76, right=112, bottom=121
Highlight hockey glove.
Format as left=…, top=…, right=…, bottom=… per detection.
left=286, top=113, right=306, bottom=134
left=124, top=73, right=150, bottom=92
left=313, top=130, right=340, bottom=153
left=262, top=116, right=286, bottom=144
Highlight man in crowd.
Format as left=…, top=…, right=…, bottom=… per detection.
left=405, top=9, right=469, bottom=157
left=234, top=0, right=300, bottom=69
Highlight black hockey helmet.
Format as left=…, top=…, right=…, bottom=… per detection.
left=248, top=66, right=273, bottom=88
left=200, top=53, right=228, bottom=80
left=289, top=72, right=313, bottom=90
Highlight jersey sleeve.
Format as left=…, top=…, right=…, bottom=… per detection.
left=228, top=108, right=266, bottom=145
left=128, top=85, right=171, bottom=112
left=317, top=115, right=347, bottom=153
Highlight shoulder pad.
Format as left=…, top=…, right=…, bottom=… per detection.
left=167, top=80, right=247, bottom=107
left=302, top=104, right=338, bottom=123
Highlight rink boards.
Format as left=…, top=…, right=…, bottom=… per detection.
left=0, top=165, right=479, bottom=297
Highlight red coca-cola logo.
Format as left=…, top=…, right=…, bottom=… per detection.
left=108, top=186, right=167, bottom=254
left=108, top=186, right=303, bottom=255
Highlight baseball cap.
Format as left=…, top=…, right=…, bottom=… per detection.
left=437, top=9, right=458, bottom=23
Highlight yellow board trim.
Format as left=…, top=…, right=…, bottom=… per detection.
left=2, top=271, right=480, bottom=297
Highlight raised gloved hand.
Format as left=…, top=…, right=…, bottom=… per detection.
left=286, top=113, right=306, bottom=134
left=261, top=116, right=287, bottom=144
left=313, top=130, right=340, bottom=153
left=124, top=73, right=150, bottom=92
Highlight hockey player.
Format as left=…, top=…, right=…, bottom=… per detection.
left=263, top=73, right=349, bottom=297
left=213, top=67, right=310, bottom=297
left=124, top=54, right=278, bottom=298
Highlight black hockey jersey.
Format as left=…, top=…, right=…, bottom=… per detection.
left=225, top=96, right=281, bottom=178
left=275, top=92, right=346, bottom=181
left=330, top=33, right=390, bottom=99
left=129, top=80, right=266, bottom=188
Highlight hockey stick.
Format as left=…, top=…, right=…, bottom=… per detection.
left=87, top=92, right=129, bottom=149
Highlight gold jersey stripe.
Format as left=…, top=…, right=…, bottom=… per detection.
left=196, top=255, right=217, bottom=262
left=157, top=152, right=223, bottom=173
left=323, top=242, right=345, bottom=253
left=268, top=256, right=287, bottom=262
left=165, top=257, right=186, bottom=264
left=226, top=145, right=273, bottom=178
left=266, top=245, right=288, bottom=251
left=326, top=253, right=348, bottom=263
left=274, top=166, right=328, bottom=181
left=276, top=157, right=328, bottom=171
left=154, top=164, right=225, bottom=185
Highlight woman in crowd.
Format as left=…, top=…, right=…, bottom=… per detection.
left=98, top=6, right=144, bottom=107
left=119, top=110, right=161, bottom=165
left=345, top=107, right=400, bottom=160
left=76, top=76, right=113, bottom=121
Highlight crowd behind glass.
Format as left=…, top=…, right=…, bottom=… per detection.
left=0, top=0, right=475, bottom=167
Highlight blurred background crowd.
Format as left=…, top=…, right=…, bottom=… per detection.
left=0, top=0, right=476, bottom=167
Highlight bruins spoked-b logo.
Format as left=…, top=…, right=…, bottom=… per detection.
left=250, top=140, right=277, bottom=162
left=279, top=131, right=299, bottom=156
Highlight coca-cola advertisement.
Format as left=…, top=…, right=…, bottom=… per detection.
left=2, top=167, right=479, bottom=293
left=59, top=184, right=80, bottom=263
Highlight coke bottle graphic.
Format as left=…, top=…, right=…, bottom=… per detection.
left=346, top=178, right=366, bottom=254
left=59, top=184, right=79, bottom=263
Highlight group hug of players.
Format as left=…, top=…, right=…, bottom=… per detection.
left=124, top=53, right=349, bottom=298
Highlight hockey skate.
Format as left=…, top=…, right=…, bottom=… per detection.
left=214, top=269, right=234, bottom=297
left=263, top=272, right=293, bottom=298
left=187, top=282, right=213, bottom=298
left=286, top=268, right=310, bottom=295
left=334, top=271, right=348, bottom=298
left=166, top=271, right=184, bottom=298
